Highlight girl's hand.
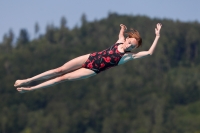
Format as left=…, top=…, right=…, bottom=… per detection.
left=155, top=23, right=162, bottom=36
left=120, top=24, right=127, bottom=31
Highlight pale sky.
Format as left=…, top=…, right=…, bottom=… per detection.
left=0, top=0, right=199, bottom=42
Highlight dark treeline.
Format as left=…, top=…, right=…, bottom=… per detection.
left=0, top=13, right=200, bottom=133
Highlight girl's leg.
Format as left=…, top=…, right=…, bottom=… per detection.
left=14, top=54, right=90, bottom=87
left=17, top=68, right=96, bottom=93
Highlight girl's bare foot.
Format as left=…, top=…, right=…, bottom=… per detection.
left=17, top=87, right=32, bottom=93
left=14, top=79, right=30, bottom=87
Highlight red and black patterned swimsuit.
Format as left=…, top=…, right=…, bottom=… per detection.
left=82, top=43, right=128, bottom=73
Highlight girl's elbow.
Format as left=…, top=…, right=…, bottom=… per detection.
left=148, top=51, right=153, bottom=56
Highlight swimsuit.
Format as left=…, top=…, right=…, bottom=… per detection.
left=82, top=43, right=129, bottom=73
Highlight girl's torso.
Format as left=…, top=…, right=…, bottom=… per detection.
left=82, top=43, right=132, bottom=73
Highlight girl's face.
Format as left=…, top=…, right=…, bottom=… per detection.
left=124, top=37, right=138, bottom=51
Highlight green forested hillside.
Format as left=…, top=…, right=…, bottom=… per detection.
left=0, top=13, right=200, bottom=133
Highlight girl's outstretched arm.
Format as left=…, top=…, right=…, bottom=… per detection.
left=116, top=24, right=127, bottom=43
left=132, top=23, right=162, bottom=59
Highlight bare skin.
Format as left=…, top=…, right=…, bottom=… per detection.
left=14, top=23, right=162, bottom=93
left=15, top=54, right=96, bottom=93
left=15, top=54, right=91, bottom=86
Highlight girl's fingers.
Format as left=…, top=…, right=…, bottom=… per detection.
left=120, top=24, right=127, bottom=30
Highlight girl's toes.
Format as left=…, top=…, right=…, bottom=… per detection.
left=17, top=87, right=31, bottom=93
left=14, top=80, right=29, bottom=87
left=14, top=80, right=24, bottom=87
left=14, top=80, right=20, bottom=87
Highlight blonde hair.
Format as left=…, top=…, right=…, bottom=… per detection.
left=125, top=28, right=142, bottom=48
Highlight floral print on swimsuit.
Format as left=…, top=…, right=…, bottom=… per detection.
left=82, top=43, right=126, bottom=73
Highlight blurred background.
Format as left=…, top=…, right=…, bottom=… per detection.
left=0, top=0, right=200, bottom=133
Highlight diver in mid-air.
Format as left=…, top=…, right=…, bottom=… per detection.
left=14, top=23, right=162, bottom=93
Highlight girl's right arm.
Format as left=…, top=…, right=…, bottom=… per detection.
left=116, top=24, right=127, bottom=43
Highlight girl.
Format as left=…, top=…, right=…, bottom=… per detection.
left=14, top=23, right=162, bottom=93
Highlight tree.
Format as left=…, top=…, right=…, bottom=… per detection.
left=0, top=29, right=14, bottom=51
left=16, top=29, right=29, bottom=47
left=81, top=13, right=87, bottom=26
left=34, top=22, right=40, bottom=38
left=45, top=24, right=56, bottom=43
left=60, top=16, right=67, bottom=29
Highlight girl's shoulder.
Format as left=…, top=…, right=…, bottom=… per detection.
left=115, top=39, right=125, bottom=44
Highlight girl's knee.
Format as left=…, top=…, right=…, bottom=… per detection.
left=54, top=67, right=65, bottom=74
left=55, top=75, right=69, bottom=83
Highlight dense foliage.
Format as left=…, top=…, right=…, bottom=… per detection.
left=0, top=13, right=200, bottom=133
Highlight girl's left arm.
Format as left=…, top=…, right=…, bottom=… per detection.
left=132, top=23, right=162, bottom=59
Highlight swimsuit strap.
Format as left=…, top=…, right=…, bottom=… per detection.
left=116, top=43, right=123, bottom=46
